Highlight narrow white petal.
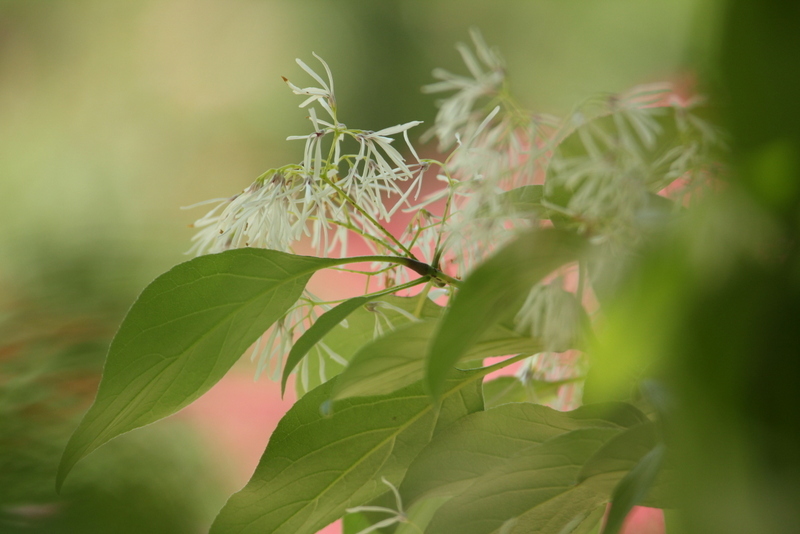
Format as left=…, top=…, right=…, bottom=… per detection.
left=295, top=57, right=330, bottom=91
left=373, top=121, right=423, bottom=137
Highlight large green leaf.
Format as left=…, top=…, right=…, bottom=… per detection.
left=210, top=371, right=484, bottom=534
left=425, top=428, right=620, bottom=534
left=401, top=402, right=647, bottom=506
left=57, top=249, right=343, bottom=491
left=294, top=295, right=443, bottom=398
left=426, top=228, right=588, bottom=397
left=333, top=319, right=543, bottom=400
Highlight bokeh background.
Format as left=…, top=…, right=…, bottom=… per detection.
left=0, top=1, right=723, bottom=532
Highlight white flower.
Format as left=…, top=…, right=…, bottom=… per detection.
left=185, top=166, right=346, bottom=256
left=515, top=281, right=581, bottom=352
left=345, top=478, right=408, bottom=534
left=423, top=28, right=505, bottom=149
left=282, top=52, right=337, bottom=120
left=340, top=121, right=426, bottom=221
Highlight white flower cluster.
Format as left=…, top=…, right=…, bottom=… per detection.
left=423, top=28, right=505, bottom=150
left=409, top=29, right=723, bottom=410
left=417, top=31, right=721, bottom=280
left=414, top=31, right=544, bottom=277
left=186, top=54, right=428, bottom=258
left=182, top=30, right=722, bottom=394
left=543, top=85, right=722, bottom=245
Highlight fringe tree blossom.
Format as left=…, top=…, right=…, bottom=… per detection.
left=186, top=54, right=428, bottom=258
left=423, top=28, right=505, bottom=149
left=184, top=31, right=722, bottom=404
left=413, top=31, right=723, bottom=407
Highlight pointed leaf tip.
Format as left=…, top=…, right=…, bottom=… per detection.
left=57, top=249, right=342, bottom=487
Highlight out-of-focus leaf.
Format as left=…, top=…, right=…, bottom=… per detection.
left=210, top=371, right=483, bottom=534
left=281, top=289, right=431, bottom=396
left=578, top=422, right=673, bottom=510
left=342, top=512, right=373, bottom=534
left=333, top=319, right=542, bottom=400
left=401, top=402, right=647, bottom=506
left=424, top=428, right=620, bottom=534
left=562, top=505, right=605, bottom=534
left=295, top=296, right=442, bottom=397
left=601, top=445, right=665, bottom=534
left=477, top=185, right=546, bottom=218
left=395, top=496, right=451, bottom=534
left=483, top=376, right=584, bottom=408
left=482, top=376, right=530, bottom=407
left=58, top=249, right=343, bottom=491
left=426, top=229, right=587, bottom=398
left=578, top=423, right=657, bottom=486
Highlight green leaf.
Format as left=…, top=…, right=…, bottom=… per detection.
left=426, top=228, right=588, bottom=398
left=401, top=402, right=647, bottom=506
left=483, top=376, right=530, bottom=407
left=210, top=371, right=484, bottom=534
left=396, top=496, right=451, bottom=534
left=295, top=296, right=443, bottom=398
left=483, top=375, right=585, bottom=408
left=343, top=512, right=374, bottom=534
left=282, top=294, right=375, bottom=396
left=578, top=422, right=673, bottom=510
left=57, top=249, right=343, bottom=491
left=578, top=422, right=658, bottom=487
left=333, top=319, right=543, bottom=401
left=602, top=445, right=665, bottom=534
left=425, top=428, right=620, bottom=534
left=563, top=505, right=606, bottom=534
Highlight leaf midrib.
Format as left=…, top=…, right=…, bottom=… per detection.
left=79, top=263, right=326, bottom=456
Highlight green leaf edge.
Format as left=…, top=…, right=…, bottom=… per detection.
left=425, top=228, right=588, bottom=398
left=56, top=249, right=345, bottom=492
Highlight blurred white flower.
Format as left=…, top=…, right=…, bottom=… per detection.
left=423, top=28, right=505, bottom=149
left=515, top=281, right=581, bottom=352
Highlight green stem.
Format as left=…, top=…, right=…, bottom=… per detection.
left=330, top=255, right=461, bottom=288
left=577, top=260, right=587, bottom=306
left=413, top=281, right=434, bottom=318
left=432, top=178, right=455, bottom=269
left=460, top=352, right=533, bottom=376
left=326, top=219, right=399, bottom=255
left=320, top=175, right=416, bottom=258
left=366, top=277, right=430, bottom=299
left=299, top=277, right=428, bottom=307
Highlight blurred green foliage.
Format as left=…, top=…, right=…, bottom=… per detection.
left=0, top=248, right=227, bottom=532
left=587, top=1, right=800, bottom=532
